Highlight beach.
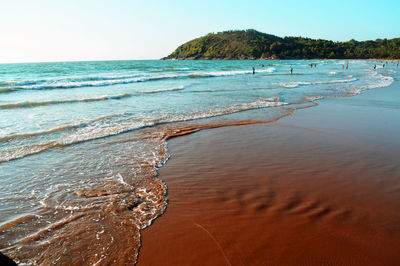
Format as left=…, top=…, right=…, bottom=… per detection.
left=0, top=60, right=398, bottom=265
left=138, top=80, right=400, bottom=265
left=2, top=0, right=400, bottom=264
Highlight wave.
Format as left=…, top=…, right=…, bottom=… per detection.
left=157, top=67, right=191, bottom=72
left=0, top=93, right=132, bottom=109
left=2, top=68, right=276, bottom=92
left=10, top=76, right=160, bottom=90
left=2, top=67, right=393, bottom=163
left=8, top=73, right=143, bottom=86
left=136, top=85, right=184, bottom=94
left=2, top=97, right=285, bottom=145
left=175, top=97, right=287, bottom=121
left=0, top=97, right=285, bottom=162
left=305, top=73, right=394, bottom=101
left=349, top=74, right=393, bottom=95
left=0, top=122, right=154, bottom=163
left=0, top=114, right=118, bottom=143
left=281, top=77, right=357, bottom=88
left=197, top=67, right=275, bottom=77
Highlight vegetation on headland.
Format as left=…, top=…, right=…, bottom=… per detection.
left=162, top=30, right=400, bottom=60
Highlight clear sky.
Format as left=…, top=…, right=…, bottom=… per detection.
left=1, top=0, right=399, bottom=63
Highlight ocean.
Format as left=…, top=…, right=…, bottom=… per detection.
left=0, top=59, right=395, bottom=265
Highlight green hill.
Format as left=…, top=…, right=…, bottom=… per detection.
left=162, top=29, right=400, bottom=60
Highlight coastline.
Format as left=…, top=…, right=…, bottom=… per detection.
left=1, top=59, right=398, bottom=264
left=138, top=79, right=400, bottom=265
left=161, top=58, right=400, bottom=61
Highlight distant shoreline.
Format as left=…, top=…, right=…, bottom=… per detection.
left=163, top=30, right=400, bottom=61
left=161, top=58, right=400, bottom=61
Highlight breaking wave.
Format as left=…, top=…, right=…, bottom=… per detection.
left=1, top=68, right=275, bottom=92
left=136, top=86, right=184, bottom=94
left=0, top=93, right=132, bottom=109
left=0, top=96, right=285, bottom=162
left=281, top=77, right=357, bottom=88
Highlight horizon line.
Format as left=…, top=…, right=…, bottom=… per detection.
left=0, top=58, right=163, bottom=65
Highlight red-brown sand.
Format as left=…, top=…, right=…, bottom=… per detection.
left=138, top=85, right=400, bottom=265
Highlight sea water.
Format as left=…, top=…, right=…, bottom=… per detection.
left=0, top=60, right=395, bottom=264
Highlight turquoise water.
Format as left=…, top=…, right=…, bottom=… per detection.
left=0, top=60, right=393, bottom=162
left=0, top=60, right=396, bottom=264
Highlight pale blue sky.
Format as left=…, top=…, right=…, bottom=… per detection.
left=1, top=0, right=399, bottom=63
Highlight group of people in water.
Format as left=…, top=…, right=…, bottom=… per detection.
left=252, top=63, right=299, bottom=75
left=251, top=60, right=399, bottom=75
left=374, top=61, right=399, bottom=70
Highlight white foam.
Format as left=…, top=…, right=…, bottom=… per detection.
left=0, top=93, right=132, bottom=109
left=306, top=95, right=324, bottom=101
left=116, top=173, right=129, bottom=187
left=136, top=85, right=184, bottom=94
left=0, top=96, right=288, bottom=163
left=281, top=77, right=357, bottom=88
left=203, top=67, right=275, bottom=77
left=7, top=68, right=276, bottom=90
left=167, top=97, right=287, bottom=122
left=305, top=72, right=394, bottom=101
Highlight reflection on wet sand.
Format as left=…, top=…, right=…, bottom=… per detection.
left=139, top=85, right=400, bottom=265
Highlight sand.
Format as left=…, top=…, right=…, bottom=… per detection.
left=138, top=82, right=400, bottom=265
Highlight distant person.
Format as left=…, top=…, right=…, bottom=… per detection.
left=252, top=66, right=255, bottom=75
left=346, top=64, right=348, bottom=70
left=397, top=61, right=399, bottom=67
left=342, top=65, right=344, bottom=70
left=373, top=64, right=376, bottom=70
left=290, top=67, right=293, bottom=75
left=383, top=64, right=385, bottom=68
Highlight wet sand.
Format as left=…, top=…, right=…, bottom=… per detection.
left=138, top=83, right=400, bottom=265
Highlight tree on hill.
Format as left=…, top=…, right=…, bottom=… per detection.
left=163, top=30, right=400, bottom=60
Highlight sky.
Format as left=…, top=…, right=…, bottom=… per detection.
left=0, top=0, right=399, bottom=63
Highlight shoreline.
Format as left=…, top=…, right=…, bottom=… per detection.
left=161, top=58, right=400, bottom=61
left=1, top=59, right=397, bottom=264
left=138, top=78, right=400, bottom=265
